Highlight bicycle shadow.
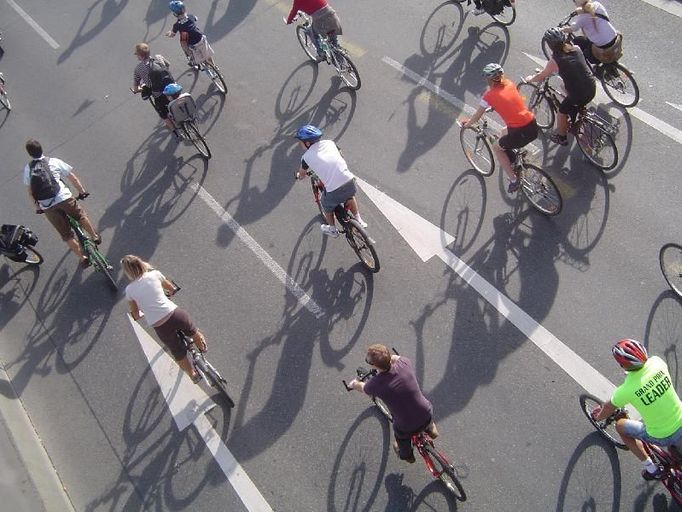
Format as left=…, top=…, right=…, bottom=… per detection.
left=384, top=475, right=461, bottom=511
left=203, top=0, right=258, bottom=44
left=440, top=169, right=488, bottom=255
left=0, top=264, right=40, bottom=334
left=644, top=290, right=682, bottom=390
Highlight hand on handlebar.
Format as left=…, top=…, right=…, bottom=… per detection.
left=77, top=191, right=90, bottom=200
left=590, top=404, right=602, bottom=420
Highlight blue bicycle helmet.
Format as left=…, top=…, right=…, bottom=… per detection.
left=169, top=1, right=185, bottom=15
left=163, top=83, right=183, bottom=96
left=295, top=124, right=323, bottom=142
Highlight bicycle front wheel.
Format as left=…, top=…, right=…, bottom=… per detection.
left=86, top=243, right=118, bottom=291
left=423, top=444, right=467, bottom=501
left=660, top=243, right=682, bottom=299
left=346, top=220, right=380, bottom=273
left=202, top=357, right=235, bottom=408
left=296, top=25, right=318, bottom=62
left=579, top=394, right=627, bottom=449
left=459, top=126, right=494, bottom=176
left=490, top=2, right=516, bottom=26
left=517, top=82, right=554, bottom=130
left=205, top=63, right=227, bottom=95
left=519, top=164, right=562, bottom=216
left=310, top=177, right=326, bottom=220
left=373, top=396, right=392, bottom=421
left=576, top=118, right=618, bottom=171
left=0, top=83, right=11, bottom=111
left=334, top=50, right=361, bottom=91
left=183, top=121, right=212, bottom=160
left=600, top=63, right=639, bottom=108
left=22, top=247, right=44, bottom=265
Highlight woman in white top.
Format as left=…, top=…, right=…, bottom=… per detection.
left=563, top=0, right=619, bottom=65
left=122, top=255, right=207, bottom=382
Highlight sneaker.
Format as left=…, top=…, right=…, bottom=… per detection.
left=316, top=52, right=326, bottom=63
left=425, top=422, right=440, bottom=440
left=355, top=216, right=368, bottom=229
left=92, top=234, right=102, bottom=245
left=472, top=7, right=486, bottom=15
left=507, top=179, right=520, bottom=194
left=320, top=224, right=340, bottom=238
left=80, top=257, right=91, bottom=269
left=642, top=465, right=664, bottom=481
left=549, top=132, right=569, bottom=146
left=190, top=373, right=202, bottom=384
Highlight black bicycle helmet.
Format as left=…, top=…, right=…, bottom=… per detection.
left=543, top=27, right=566, bottom=52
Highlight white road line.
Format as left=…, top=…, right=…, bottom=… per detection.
left=666, top=101, right=682, bottom=113
left=5, top=0, right=59, bottom=49
left=522, top=52, right=682, bottom=146
left=639, top=0, right=682, bottom=17
left=191, top=183, right=325, bottom=319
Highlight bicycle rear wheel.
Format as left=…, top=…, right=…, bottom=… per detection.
left=423, top=444, right=467, bottom=501
left=517, top=83, right=554, bottom=130
left=576, top=118, right=618, bottom=171
left=310, top=177, right=326, bottom=220
left=296, top=25, right=318, bottom=62
left=660, top=243, right=682, bottom=299
left=183, top=121, right=212, bottom=160
left=346, top=219, right=380, bottom=273
left=86, top=243, right=118, bottom=291
left=600, top=63, right=639, bottom=108
left=205, top=62, right=227, bottom=95
left=519, top=164, right=562, bottom=216
left=22, top=247, right=44, bottom=265
left=334, top=49, right=361, bottom=91
left=579, top=394, right=627, bottom=450
left=460, top=126, right=494, bottom=176
left=373, top=396, right=392, bottom=421
left=490, top=2, right=516, bottom=26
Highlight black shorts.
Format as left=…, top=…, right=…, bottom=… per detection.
left=559, top=86, right=596, bottom=122
left=499, top=120, right=538, bottom=150
left=153, top=308, right=196, bottom=360
left=151, top=93, right=170, bottom=120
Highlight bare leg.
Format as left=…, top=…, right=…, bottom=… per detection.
left=191, top=330, right=207, bottom=352
left=493, top=142, right=516, bottom=182
left=557, top=113, right=569, bottom=137
left=616, top=419, right=649, bottom=461
left=78, top=215, right=99, bottom=240
left=66, top=237, right=84, bottom=259
left=177, top=354, right=199, bottom=380
left=345, top=197, right=359, bottom=217
left=323, top=211, right=335, bottom=227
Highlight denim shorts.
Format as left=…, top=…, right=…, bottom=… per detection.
left=321, top=178, right=356, bottom=213
left=621, top=419, right=682, bottom=446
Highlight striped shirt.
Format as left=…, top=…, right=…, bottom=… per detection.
left=133, top=55, right=170, bottom=97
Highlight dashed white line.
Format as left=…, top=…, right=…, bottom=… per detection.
left=639, top=0, right=682, bottom=18
left=5, top=0, right=59, bottom=49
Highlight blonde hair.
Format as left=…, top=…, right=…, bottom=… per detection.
left=120, top=255, right=153, bottom=281
left=134, top=43, right=150, bottom=57
left=366, top=344, right=392, bottom=371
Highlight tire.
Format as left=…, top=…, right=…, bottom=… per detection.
left=86, top=243, right=118, bottom=292
left=333, top=49, right=361, bottom=91
left=660, top=243, right=682, bottom=299
left=310, top=177, right=326, bottom=220
left=296, top=25, right=318, bottom=62
left=0, top=90, right=10, bottom=111
left=459, top=126, right=495, bottom=176
left=373, top=396, right=392, bottom=421
left=579, top=394, right=628, bottom=450
left=519, top=164, right=562, bottom=216
left=346, top=220, right=380, bottom=273
left=21, top=247, right=44, bottom=265
left=203, top=359, right=235, bottom=408
left=423, top=444, right=467, bottom=501
left=183, top=121, right=212, bottom=160
left=491, top=2, right=516, bottom=26
left=599, top=63, right=639, bottom=108
left=517, top=82, right=555, bottom=130
left=575, top=118, right=618, bottom=171
left=205, top=63, right=227, bottom=95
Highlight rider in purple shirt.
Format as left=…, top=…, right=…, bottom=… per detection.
left=349, top=344, right=439, bottom=463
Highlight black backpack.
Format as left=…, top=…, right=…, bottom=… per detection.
left=482, top=0, right=506, bottom=15
left=148, top=56, right=174, bottom=93
left=29, top=158, right=61, bottom=202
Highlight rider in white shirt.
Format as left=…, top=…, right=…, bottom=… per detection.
left=564, top=0, right=619, bottom=65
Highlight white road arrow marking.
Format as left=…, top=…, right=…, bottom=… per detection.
left=356, top=179, right=618, bottom=401
left=127, top=315, right=274, bottom=511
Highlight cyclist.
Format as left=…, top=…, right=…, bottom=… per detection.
left=122, top=254, right=208, bottom=383
left=591, top=339, right=682, bottom=480
left=460, top=63, right=538, bottom=194
left=348, top=344, right=439, bottom=463
left=165, top=1, right=217, bottom=69
left=524, top=27, right=595, bottom=146
left=471, top=0, right=515, bottom=16
left=293, top=124, right=367, bottom=237
left=285, top=0, right=343, bottom=62
left=162, top=82, right=195, bottom=139
left=22, top=139, right=101, bottom=267
left=131, top=43, right=175, bottom=132
left=563, top=0, right=622, bottom=68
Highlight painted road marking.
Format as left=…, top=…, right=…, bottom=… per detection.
left=191, top=183, right=324, bottom=319
left=667, top=101, right=682, bottom=113
left=5, top=0, right=59, bottom=49
left=639, top=0, right=682, bottom=17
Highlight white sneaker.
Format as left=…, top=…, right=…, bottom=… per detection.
left=355, top=216, right=368, bottom=228
left=320, top=224, right=340, bottom=238
left=473, top=7, right=485, bottom=15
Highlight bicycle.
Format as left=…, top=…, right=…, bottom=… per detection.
left=457, top=116, right=563, bottom=216
left=291, top=12, right=361, bottom=91
left=0, top=224, right=43, bottom=265
left=0, top=72, right=12, bottom=111
left=455, top=0, right=516, bottom=26
left=580, top=393, right=682, bottom=505
left=517, top=76, right=619, bottom=171
left=542, top=13, right=639, bottom=108
left=167, top=92, right=212, bottom=160
left=184, top=52, right=227, bottom=96
left=306, top=171, right=380, bottom=273
left=343, top=365, right=467, bottom=501
left=659, top=243, right=682, bottom=299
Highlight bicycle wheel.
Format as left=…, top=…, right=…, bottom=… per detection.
left=86, top=243, right=118, bottom=291
left=490, top=2, right=516, bottom=26
left=373, top=396, right=392, bottom=421
left=660, top=243, right=682, bottom=299
left=296, top=25, right=318, bottom=62
left=579, top=394, right=628, bottom=450
left=663, top=468, right=682, bottom=506
left=346, top=220, right=380, bottom=273
left=459, top=126, right=495, bottom=176
left=205, top=63, right=228, bottom=95
left=310, top=178, right=326, bottom=220
left=519, top=164, right=562, bottom=216
left=517, top=82, right=554, bottom=130
left=0, top=89, right=10, bottom=111
left=600, top=63, right=639, bottom=108
left=22, top=247, right=44, bottom=265
left=183, top=121, right=212, bottom=160
left=202, top=357, right=235, bottom=408
left=575, top=118, right=618, bottom=171
left=334, top=50, right=361, bottom=91
left=423, top=444, right=467, bottom=501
